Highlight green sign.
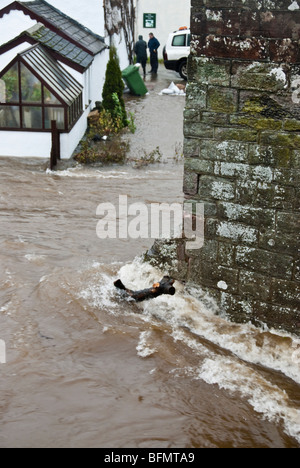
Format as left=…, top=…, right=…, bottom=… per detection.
left=143, top=13, right=156, bottom=29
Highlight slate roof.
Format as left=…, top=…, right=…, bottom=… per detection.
left=0, top=0, right=108, bottom=72
left=20, top=0, right=106, bottom=55
left=30, top=24, right=94, bottom=69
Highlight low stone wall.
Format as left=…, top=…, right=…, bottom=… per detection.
left=183, top=0, right=300, bottom=334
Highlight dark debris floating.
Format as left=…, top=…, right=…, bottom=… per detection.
left=114, top=276, right=176, bottom=302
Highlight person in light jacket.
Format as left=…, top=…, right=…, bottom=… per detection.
left=148, top=33, right=160, bottom=75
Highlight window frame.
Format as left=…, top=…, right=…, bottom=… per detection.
left=0, top=56, right=83, bottom=132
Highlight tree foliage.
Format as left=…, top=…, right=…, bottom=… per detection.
left=102, top=45, right=127, bottom=126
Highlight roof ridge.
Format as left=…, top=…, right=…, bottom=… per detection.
left=21, top=0, right=105, bottom=43
left=26, top=22, right=44, bottom=35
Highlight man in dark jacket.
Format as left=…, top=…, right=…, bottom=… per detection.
left=134, top=35, right=147, bottom=76
left=148, top=33, right=160, bottom=75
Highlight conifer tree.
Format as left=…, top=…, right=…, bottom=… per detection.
left=102, top=45, right=127, bottom=126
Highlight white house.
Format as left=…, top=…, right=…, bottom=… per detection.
left=0, top=0, right=189, bottom=160
left=0, top=0, right=129, bottom=159
left=134, top=0, right=191, bottom=58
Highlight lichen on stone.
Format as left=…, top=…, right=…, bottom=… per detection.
left=243, top=95, right=292, bottom=120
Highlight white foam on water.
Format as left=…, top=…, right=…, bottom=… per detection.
left=0, top=301, right=13, bottom=316
left=78, top=271, right=119, bottom=311
left=136, top=331, right=157, bottom=358
left=3, top=270, right=16, bottom=288
left=24, top=254, right=47, bottom=263
left=198, top=356, right=300, bottom=444
left=77, top=257, right=300, bottom=443
left=119, top=259, right=163, bottom=291
left=83, top=257, right=300, bottom=384
left=76, top=261, right=128, bottom=313
left=119, top=260, right=300, bottom=384
left=46, top=166, right=127, bottom=178
left=46, top=167, right=165, bottom=180
left=120, top=259, right=300, bottom=443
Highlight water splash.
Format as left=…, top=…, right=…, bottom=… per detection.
left=76, top=257, right=300, bottom=443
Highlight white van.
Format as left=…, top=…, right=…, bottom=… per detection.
left=163, top=27, right=191, bottom=80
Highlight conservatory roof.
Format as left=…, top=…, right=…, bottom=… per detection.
left=20, top=44, right=83, bottom=106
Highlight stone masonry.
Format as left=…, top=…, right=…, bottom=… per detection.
left=182, top=0, right=300, bottom=335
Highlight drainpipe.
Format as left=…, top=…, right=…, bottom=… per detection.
left=135, top=0, right=139, bottom=42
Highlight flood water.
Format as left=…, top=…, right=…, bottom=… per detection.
left=0, top=70, right=299, bottom=448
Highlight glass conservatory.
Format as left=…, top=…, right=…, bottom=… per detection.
left=0, top=45, right=83, bottom=132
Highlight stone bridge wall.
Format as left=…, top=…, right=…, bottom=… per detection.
left=183, top=0, right=300, bottom=334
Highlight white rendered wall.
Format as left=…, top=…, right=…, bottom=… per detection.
left=0, top=45, right=89, bottom=159
left=0, top=0, right=127, bottom=159
left=135, top=0, right=191, bottom=58
left=0, top=0, right=105, bottom=37
left=40, top=0, right=105, bottom=37
left=89, top=49, right=110, bottom=105
left=0, top=10, right=37, bottom=45
left=60, top=108, right=90, bottom=159
left=0, top=0, right=127, bottom=100
left=109, top=31, right=130, bottom=71
left=0, top=41, right=31, bottom=71
left=0, top=111, right=89, bottom=159
left=0, top=131, right=52, bottom=158
left=58, top=51, right=108, bottom=110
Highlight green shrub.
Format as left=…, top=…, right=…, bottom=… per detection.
left=102, top=45, right=127, bottom=126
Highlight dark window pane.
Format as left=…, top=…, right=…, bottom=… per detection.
left=22, top=106, right=42, bottom=129
left=0, top=63, right=19, bottom=103
left=0, top=106, right=20, bottom=127
left=45, top=107, right=65, bottom=129
left=78, top=94, right=83, bottom=114
left=21, top=64, right=42, bottom=103
left=172, top=35, right=186, bottom=47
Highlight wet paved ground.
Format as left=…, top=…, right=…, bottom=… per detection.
left=122, top=67, right=187, bottom=162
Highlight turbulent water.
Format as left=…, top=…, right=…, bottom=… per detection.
left=0, top=157, right=299, bottom=448
left=1, top=71, right=300, bottom=448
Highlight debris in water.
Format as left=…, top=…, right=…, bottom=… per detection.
left=114, top=276, right=176, bottom=302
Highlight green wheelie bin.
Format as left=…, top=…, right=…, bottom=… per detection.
left=122, top=64, right=148, bottom=96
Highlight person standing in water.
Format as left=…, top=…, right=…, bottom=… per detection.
left=148, top=32, right=160, bottom=75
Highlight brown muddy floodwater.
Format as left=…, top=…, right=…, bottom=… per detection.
left=0, top=70, right=300, bottom=448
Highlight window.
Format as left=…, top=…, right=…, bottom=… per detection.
left=0, top=63, right=19, bottom=102
left=172, top=35, right=187, bottom=47
left=44, top=88, right=61, bottom=105
left=45, top=107, right=64, bottom=129
left=21, top=64, right=42, bottom=103
left=0, top=46, right=83, bottom=132
left=22, top=106, right=43, bottom=129
left=0, top=106, right=20, bottom=128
